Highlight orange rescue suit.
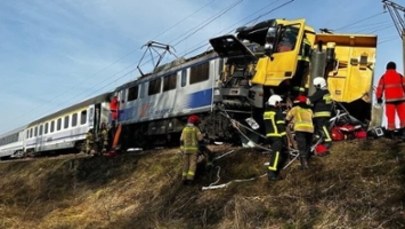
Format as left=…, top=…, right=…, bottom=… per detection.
left=376, top=69, right=405, bottom=130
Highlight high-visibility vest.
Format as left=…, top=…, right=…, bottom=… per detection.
left=180, top=125, right=200, bottom=153
left=309, top=89, right=332, bottom=118
left=263, top=107, right=286, bottom=138
left=287, top=105, right=314, bottom=133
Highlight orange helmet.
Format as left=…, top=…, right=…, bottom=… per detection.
left=188, top=115, right=200, bottom=124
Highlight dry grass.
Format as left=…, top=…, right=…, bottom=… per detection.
left=0, top=139, right=404, bottom=228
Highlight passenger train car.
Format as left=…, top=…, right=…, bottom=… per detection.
left=23, top=93, right=111, bottom=156
left=0, top=126, right=26, bottom=159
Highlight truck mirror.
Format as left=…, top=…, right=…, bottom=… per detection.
left=265, top=26, right=278, bottom=56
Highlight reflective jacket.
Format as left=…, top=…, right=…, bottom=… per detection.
left=86, top=131, right=94, bottom=144
left=286, top=105, right=314, bottom=133
left=98, top=128, right=109, bottom=146
left=376, top=70, right=405, bottom=102
left=309, top=88, right=332, bottom=118
left=180, top=124, right=202, bottom=153
left=263, top=106, right=286, bottom=138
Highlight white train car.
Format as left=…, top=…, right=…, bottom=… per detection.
left=113, top=51, right=239, bottom=148
left=24, top=93, right=111, bottom=155
left=0, top=126, right=26, bottom=159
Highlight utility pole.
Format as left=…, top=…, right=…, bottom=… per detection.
left=383, top=0, right=405, bottom=74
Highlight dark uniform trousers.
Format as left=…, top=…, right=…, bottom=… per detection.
left=295, top=132, right=313, bottom=159
left=268, top=137, right=288, bottom=177
left=314, top=117, right=332, bottom=147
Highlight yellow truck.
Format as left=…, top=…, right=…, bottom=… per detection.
left=210, top=18, right=377, bottom=122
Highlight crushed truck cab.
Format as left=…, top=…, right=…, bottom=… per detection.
left=210, top=18, right=377, bottom=122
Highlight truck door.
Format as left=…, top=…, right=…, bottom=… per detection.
left=252, top=19, right=306, bottom=86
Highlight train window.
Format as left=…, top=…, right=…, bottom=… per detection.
left=148, top=78, right=161, bottom=96
left=163, top=73, right=177, bottom=91
left=39, top=125, right=43, bottom=135
left=72, top=113, right=78, bottom=127
left=45, top=123, right=49, bottom=134
left=57, top=118, right=62, bottom=131
left=80, top=110, right=87, bottom=125
left=64, top=116, right=69, bottom=129
left=181, top=70, right=187, bottom=87
left=50, top=121, right=55, bottom=133
left=128, top=85, right=138, bottom=101
left=190, top=62, right=209, bottom=84
left=34, top=126, right=38, bottom=137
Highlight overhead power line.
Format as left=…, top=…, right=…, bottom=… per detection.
left=152, top=0, right=217, bottom=40
left=8, top=1, right=221, bottom=126
left=180, top=0, right=296, bottom=57
left=172, top=0, right=244, bottom=47
left=334, top=11, right=387, bottom=31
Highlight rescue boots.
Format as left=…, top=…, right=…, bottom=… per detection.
left=300, top=157, right=309, bottom=170
left=267, top=171, right=278, bottom=181
left=385, top=130, right=395, bottom=139
left=183, top=180, right=194, bottom=186
left=400, top=128, right=405, bottom=141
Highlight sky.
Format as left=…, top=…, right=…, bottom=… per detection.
left=0, top=0, right=402, bottom=134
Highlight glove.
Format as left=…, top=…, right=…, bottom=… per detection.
left=377, top=98, right=383, bottom=104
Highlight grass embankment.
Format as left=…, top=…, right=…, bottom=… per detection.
left=0, top=139, right=404, bottom=228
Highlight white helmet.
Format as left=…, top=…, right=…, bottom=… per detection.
left=313, top=77, right=327, bottom=88
left=268, top=94, right=282, bottom=106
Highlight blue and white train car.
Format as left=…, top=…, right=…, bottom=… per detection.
left=114, top=51, right=237, bottom=148
left=0, top=126, right=26, bottom=159
left=24, top=93, right=111, bottom=155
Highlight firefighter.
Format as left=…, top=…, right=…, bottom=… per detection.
left=180, top=115, right=203, bottom=185
left=82, top=128, right=95, bottom=155
left=309, top=77, right=333, bottom=150
left=263, top=94, right=287, bottom=181
left=98, top=122, right=109, bottom=154
left=376, top=61, right=405, bottom=139
left=286, top=95, right=314, bottom=169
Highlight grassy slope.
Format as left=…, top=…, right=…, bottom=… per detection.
left=0, top=139, right=404, bottom=229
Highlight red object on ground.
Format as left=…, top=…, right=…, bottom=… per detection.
left=331, top=126, right=345, bottom=141
left=105, top=151, right=118, bottom=158
left=354, top=129, right=367, bottom=139
left=315, top=144, right=329, bottom=156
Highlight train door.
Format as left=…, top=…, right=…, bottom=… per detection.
left=37, top=124, right=45, bottom=152
left=93, top=104, right=101, bottom=135
left=88, top=105, right=96, bottom=134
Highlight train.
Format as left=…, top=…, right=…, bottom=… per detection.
left=0, top=18, right=378, bottom=159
